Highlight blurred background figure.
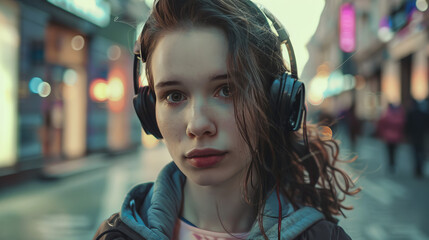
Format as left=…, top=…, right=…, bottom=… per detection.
left=342, top=100, right=362, bottom=152
left=406, top=97, right=429, bottom=178
left=376, top=103, right=406, bottom=173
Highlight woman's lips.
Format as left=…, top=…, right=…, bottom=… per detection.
left=187, top=154, right=226, bottom=168
left=185, top=148, right=227, bottom=168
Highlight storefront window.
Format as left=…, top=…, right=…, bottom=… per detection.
left=0, top=0, right=19, bottom=167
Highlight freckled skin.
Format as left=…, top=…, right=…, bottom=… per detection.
left=151, top=27, right=252, bottom=187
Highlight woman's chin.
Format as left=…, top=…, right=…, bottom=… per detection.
left=186, top=171, right=225, bottom=187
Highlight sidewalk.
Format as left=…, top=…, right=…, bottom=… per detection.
left=336, top=130, right=429, bottom=240
left=0, top=146, right=142, bottom=191
left=42, top=146, right=142, bottom=179
left=41, top=153, right=112, bottom=180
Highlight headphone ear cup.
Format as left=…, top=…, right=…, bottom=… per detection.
left=289, top=81, right=305, bottom=131
left=133, top=86, right=163, bottom=139
left=270, top=72, right=305, bottom=131
left=270, top=72, right=295, bottom=130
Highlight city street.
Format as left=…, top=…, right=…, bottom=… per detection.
left=0, top=133, right=428, bottom=240
left=337, top=133, right=429, bottom=240
left=0, top=146, right=172, bottom=240
left=2, top=0, right=429, bottom=240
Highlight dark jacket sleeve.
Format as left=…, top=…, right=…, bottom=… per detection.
left=93, top=213, right=145, bottom=240
left=297, top=220, right=351, bottom=240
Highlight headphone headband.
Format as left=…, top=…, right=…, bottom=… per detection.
left=133, top=54, right=141, bottom=95
left=253, top=4, right=298, bottom=79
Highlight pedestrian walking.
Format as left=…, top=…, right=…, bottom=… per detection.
left=375, top=103, right=406, bottom=173
left=94, top=1, right=359, bottom=239
left=343, top=101, right=361, bottom=152
left=406, top=97, right=429, bottom=178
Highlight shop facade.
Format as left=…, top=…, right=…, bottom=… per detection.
left=0, top=0, right=146, bottom=183
left=304, top=0, right=429, bottom=124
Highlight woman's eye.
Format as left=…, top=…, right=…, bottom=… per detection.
left=166, top=91, right=185, bottom=103
left=218, top=85, right=231, bottom=97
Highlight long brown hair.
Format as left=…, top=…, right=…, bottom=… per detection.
left=139, top=0, right=360, bottom=237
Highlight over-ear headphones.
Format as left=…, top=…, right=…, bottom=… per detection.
left=132, top=0, right=305, bottom=140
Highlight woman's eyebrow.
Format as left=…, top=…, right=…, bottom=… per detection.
left=155, top=73, right=228, bottom=89
left=210, top=73, right=228, bottom=81
left=155, top=80, right=183, bottom=89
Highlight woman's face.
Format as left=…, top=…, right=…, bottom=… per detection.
left=151, top=26, right=252, bottom=186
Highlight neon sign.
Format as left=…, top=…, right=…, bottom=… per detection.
left=339, top=3, right=356, bottom=53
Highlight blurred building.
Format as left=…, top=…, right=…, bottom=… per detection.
left=0, top=0, right=150, bottom=184
left=304, top=0, right=429, bottom=126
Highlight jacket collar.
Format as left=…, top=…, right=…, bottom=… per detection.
left=119, top=161, right=324, bottom=239
left=120, top=162, right=185, bottom=240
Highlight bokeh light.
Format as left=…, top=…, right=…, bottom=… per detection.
left=378, top=27, right=394, bottom=42
left=308, top=64, right=330, bottom=106
left=63, top=69, right=78, bottom=86
left=308, top=79, right=326, bottom=106
left=29, top=77, right=43, bottom=93
left=71, top=35, right=85, bottom=51
left=107, top=77, right=124, bottom=101
left=378, top=17, right=393, bottom=42
left=416, top=0, right=428, bottom=12
left=37, top=82, right=51, bottom=97
left=107, top=45, right=121, bottom=61
left=317, top=63, right=330, bottom=76
left=90, top=78, right=108, bottom=102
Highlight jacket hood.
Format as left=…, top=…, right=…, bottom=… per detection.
left=120, top=162, right=185, bottom=240
left=119, top=162, right=324, bottom=240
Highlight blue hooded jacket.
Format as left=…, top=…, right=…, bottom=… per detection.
left=112, top=162, right=333, bottom=240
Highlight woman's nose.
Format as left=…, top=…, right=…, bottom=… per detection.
left=185, top=99, right=216, bottom=138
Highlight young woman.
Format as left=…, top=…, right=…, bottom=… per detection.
left=94, top=0, right=359, bottom=239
